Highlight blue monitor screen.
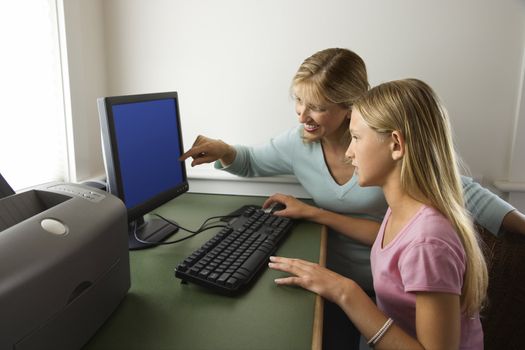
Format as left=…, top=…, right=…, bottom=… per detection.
left=111, top=98, right=184, bottom=209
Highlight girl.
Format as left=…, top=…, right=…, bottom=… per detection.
left=269, top=79, right=488, bottom=349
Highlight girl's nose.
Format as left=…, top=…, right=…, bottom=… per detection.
left=345, top=142, right=355, bottom=160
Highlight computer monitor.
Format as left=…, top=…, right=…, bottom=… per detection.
left=97, top=91, right=188, bottom=250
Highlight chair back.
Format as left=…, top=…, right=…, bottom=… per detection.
left=480, top=227, right=525, bottom=350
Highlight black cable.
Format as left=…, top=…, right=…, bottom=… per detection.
left=154, top=213, right=237, bottom=233
left=132, top=213, right=239, bottom=246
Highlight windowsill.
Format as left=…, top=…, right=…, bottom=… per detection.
left=493, top=181, right=525, bottom=193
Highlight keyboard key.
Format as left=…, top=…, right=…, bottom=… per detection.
left=239, top=250, right=266, bottom=273
left=208, top=272, right=220, bottom=281
left=176, top=263, right=188, bottom=272
left=199, top=269, right=211, bottom=278
left=226, top=277, right=239, bottom=288
left=217, top=273, right=231, bottom=284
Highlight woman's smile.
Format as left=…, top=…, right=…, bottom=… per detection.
left=303, top=122, right=320, bottom=132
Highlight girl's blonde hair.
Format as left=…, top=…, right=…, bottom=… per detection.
left=292, top=48, right=369, bottom=143
left=354, top=79, right=488, bottom=315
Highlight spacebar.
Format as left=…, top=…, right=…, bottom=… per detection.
left=239, top=250, right=267, bottom=274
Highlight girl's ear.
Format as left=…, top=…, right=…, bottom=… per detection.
left=390, top=131, right=405, bottom=161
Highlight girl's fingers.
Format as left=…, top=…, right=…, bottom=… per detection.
left=274, top=276, right=303, bottom=286
left=268, top=261, right=298, bottom=275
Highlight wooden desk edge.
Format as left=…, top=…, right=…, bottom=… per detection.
left=311, top=225, right=327, bottom=350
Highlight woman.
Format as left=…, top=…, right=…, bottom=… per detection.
left=269, top=79, right=488, bottom=349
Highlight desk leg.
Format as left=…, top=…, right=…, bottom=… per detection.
left=312, top=226, right=327, bottom=350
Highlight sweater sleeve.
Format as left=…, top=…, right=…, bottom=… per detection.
left=461, top=176, right=515, bottom=236
left=213, top=127, right=298, bottom=177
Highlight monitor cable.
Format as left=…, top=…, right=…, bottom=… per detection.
left=132, top=213, right=240, bottom=246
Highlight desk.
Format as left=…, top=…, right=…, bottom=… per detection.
left=83, top=193, right=325, bottom=350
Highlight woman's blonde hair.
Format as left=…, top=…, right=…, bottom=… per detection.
left=292, top=48, right=369, bottom=143
left=354, top=79, right=488, bottom=315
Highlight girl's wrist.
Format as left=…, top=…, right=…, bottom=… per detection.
left=336, top=278, right=358, bottom=307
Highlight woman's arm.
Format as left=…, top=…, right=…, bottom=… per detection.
left=461, top=176, right=516, bottom=236
left=179, top=135, right=236, bottom=167
left=268, top=256, right=461, bottom=350
left=263, top=193, right=380, bottom=245
left=501, top=209, right=525, bottom=236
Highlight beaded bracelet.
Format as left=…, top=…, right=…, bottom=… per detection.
left=367, top=317, right=394, bottom=347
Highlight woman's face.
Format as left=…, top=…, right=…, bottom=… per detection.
left=294, top=94, right=348, bottom=142
left=345, top=109, right=396, bottom=187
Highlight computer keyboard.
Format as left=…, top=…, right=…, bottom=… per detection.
left=174, top=205, right=294, bottom=294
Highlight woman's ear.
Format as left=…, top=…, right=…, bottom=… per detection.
left=390, top=131, right=405, bottom=161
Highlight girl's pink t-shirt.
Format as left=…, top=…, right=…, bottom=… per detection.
left=371, top=206, right=483, bottom=349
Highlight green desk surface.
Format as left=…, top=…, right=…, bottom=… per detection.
left=83, top=193, right=323, bottom=350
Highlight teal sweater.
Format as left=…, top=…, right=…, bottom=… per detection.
left=216, top=125, right=514, bottom=291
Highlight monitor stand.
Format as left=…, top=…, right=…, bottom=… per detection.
left=128, top=216, right=178, bottom=250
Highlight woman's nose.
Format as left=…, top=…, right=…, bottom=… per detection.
left=296, top=106, right=309, bottom=123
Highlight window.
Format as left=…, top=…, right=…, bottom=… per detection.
left=0, top=0, right=67, bottom=191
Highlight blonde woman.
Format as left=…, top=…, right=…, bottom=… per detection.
left=269, top=79, right=488, bottom=349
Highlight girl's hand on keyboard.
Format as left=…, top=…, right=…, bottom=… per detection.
left=268, top=256, right=354, bottom=304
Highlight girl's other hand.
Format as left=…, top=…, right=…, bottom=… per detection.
left=268, top=256, right=351, bottom=303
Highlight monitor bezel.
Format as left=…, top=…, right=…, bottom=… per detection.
left=98, top=91, right=188, bottom=222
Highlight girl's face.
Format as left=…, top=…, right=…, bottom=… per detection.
left=294, top=95, right=348, bottom=142
left=345, top=110, right=397, bottom=187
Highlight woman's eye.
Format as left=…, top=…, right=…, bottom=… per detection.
left=309, top=105, right=326, bottom=112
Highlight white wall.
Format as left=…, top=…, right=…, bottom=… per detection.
left=64, top=0, right=525, bottom=198
left=495, top=52, right=525, bottom=211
